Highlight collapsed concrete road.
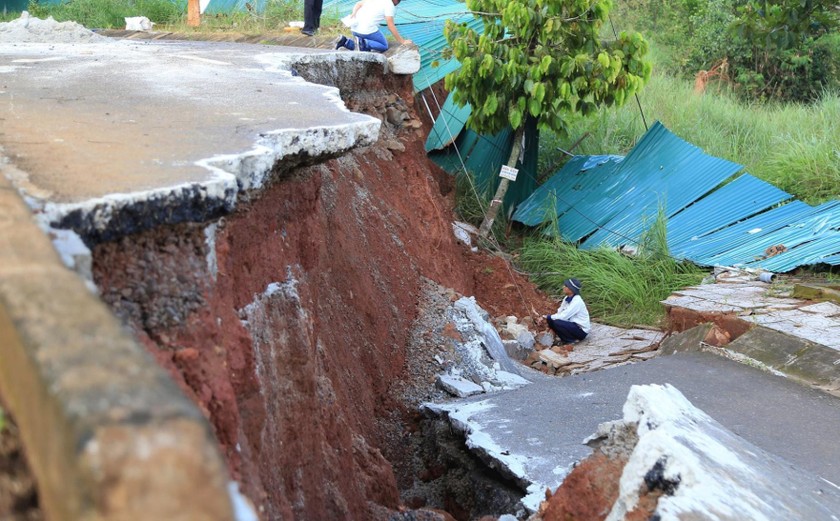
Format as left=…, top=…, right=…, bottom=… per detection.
left=427, top=350, right=840, bottom=516
left=1, top=17, right=562, bottom=521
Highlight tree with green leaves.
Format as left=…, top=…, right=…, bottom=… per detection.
left=443, top=0, right=652, bottom=237
left=730, top=0, right=840, bottom=101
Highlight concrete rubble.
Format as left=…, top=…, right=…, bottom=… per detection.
left=434, top=297, right=532, bottom=398
left=536, top=384, right=840, bottom=520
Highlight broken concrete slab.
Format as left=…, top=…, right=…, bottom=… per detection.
left=425, top=352, right=840, bottom=514
left=0, top=39, right=381, bottom=242
left=724, top=327, right=840, bottom=394
left=530, top=323, right=664, bottom=375
left=546, top=384, right=840, bottom=520
left=800, top=301, right=840, bottom=316
left=794, top=283, right=840, bottom=304
left=437, top=375, right=484, bottom=398
left=659, top=324, right=713, bottom=355
left=385, top=43, right=421, bottom=74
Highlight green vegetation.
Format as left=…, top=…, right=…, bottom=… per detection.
left=617, top=0, right=840, bottom=103
left=26, top=0, right=184, bottom=28
left=543, top=67, right=840, bottom=204
left=443, top=0, right=652, bottom=235
left=518, top=211, right=705, bottom=327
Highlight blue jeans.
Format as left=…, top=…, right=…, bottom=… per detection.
left=344, top=30, right=389, bottom=52
left=547, top=316, right=587, bottom=344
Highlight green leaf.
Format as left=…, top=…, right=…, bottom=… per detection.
left=528, top=98, right=541, bottom=117
left=485, top=93, right=499, bottom=115
left=534, top=82, right=546, bottom=103
left=509, top=107, right=523, bottom=128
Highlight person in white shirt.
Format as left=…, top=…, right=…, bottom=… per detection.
left=334, top=0, right=412, bottom=53
left=546, top=278, right=591, bottom=346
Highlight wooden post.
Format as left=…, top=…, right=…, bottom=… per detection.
left=188, top=0, right=201, bottom=27
left=478, top=126, right=525, bottom=238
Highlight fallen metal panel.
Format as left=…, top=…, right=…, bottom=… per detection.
left=675, top=201, right=815, bottom=263
left=512, top=155, right=623, bottom=228
left=704, top=201, right=840, bottom=268
left=749, top=233, right=840, bottom=272
left=513, top=121, right=840, bottom=272
left=666, top=174, right=792, bottom=250
left=425, top=93, right=471, bottom=152
left=580, top=122, right=743, bottom=248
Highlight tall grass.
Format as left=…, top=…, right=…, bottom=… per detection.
left=454, top=171, right=509, bottom=241
left=518, top=211, right=705, bottom=327
left=26, top=0, right=184, bottom=28
left=546, top=61, right=840, bottom=204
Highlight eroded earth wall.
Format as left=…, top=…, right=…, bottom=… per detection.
left=89, top=70, right=495, bottom=519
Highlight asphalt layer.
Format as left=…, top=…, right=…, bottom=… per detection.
left=0, top=39, right=379, bottom=203
left=441, top=351, right=840, bottom=495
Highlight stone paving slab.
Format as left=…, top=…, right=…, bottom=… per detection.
left=665, top=280, right=840, bottom=352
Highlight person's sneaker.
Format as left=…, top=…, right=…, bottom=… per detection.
left=300, top=28, right=315, bottom=36
left=334, top=35, right=347, bottom=49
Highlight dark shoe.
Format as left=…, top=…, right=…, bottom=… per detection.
left=301, top=29, right=315, bottom=36
left=334, top=35, right=347, bottom=49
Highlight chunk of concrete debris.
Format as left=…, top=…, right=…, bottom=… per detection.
left=385, top=44, right=420, bottom=74
left=437, top=374, right=484, bottom=398
left=125, top=16, right=154, bottom=31
left=536, top=332, right=554, bottom=348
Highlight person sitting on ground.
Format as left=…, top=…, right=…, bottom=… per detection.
left=546, top=278, right=591, bottom=349
left=334, top=0, right=412, bottom=53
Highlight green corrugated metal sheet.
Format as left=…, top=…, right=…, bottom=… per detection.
left=1, top=0, right=28, bottom=12
left=513, top=122, right=840, bottom=272
left=425, top=92, right=470, bottom=151
left=429, top=116, right=538, bottom=210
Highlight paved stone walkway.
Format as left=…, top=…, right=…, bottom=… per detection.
left=663, top=280, right=840, bottom=350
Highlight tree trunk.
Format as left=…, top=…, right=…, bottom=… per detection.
left=478, top=126, right=525, bottom=238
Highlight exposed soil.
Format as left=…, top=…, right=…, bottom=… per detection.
left=0, top=404, right=42, bottom=521
left=538, top=453, right=627, bottom=521
left=665, top=306, right=753, bottom=341
left=90, top=66, right=554, bottom=520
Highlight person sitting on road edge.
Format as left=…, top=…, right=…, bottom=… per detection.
left=334, top=0, right=412, bottom=53
left=546, top=278, right=591, bottom=349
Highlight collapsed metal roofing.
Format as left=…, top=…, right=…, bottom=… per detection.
left=513, top=122, right=840, bottom=272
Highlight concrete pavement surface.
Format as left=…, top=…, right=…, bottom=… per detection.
left=0, top=38, right=382, bottom=238
left=428, top=351, right=840, bottom=508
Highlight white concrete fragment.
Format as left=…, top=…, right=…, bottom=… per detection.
left=386, top=45, right=421, bottom=75
left=228, top=481, right=258, bottom=521
left=124, top=16, right=154, bottom=31
left=452, top=221, right=472, bottom=246
left=437, top=374, right=483, bottom=398
left=48, top=226, right=92, bottom=281
left=605, top=384, right=840, bottom=521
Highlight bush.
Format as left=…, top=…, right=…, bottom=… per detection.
left=613, top=0, right=840, bottom=103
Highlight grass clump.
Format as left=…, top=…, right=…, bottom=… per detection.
left=454, top=171, right=508, bottom=242
left=27, top=0, right=184, bottom=28
left=517, top=211, right=705, bottom=327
